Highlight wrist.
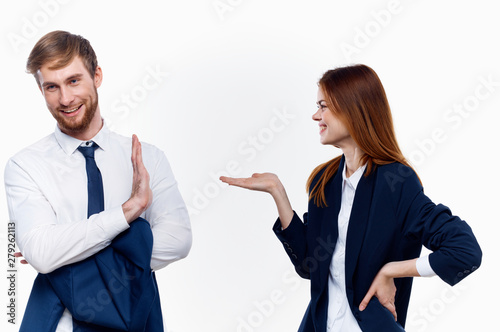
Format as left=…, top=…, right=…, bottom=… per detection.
left=381, top=259, right=419, bottom=279
left=269, top=180, right=285, bottom=199
left=380, top=262, right=398, bottom=278
left=122, top=197, right=145, bottom=224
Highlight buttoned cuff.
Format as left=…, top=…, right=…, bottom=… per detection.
left=416, top=254, right=437, bottom=277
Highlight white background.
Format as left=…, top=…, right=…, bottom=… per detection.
left=1, top=0, right=498, bottom=331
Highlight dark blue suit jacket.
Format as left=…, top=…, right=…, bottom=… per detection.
left=273, top=157, right=482, bottom=332
left=19, top=218, right=163, bottom=332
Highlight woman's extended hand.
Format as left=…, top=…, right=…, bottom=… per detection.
left=220, top=173, right=294, bottom=229
left=220, top=173, right=282, bottom=195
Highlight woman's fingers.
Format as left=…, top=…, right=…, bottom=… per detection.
left=220, top=176, right=254, bottom=189
left=220, top=173, right=278, bottom=193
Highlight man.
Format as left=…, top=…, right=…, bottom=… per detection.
left=4, top=30, right=192, bottom=331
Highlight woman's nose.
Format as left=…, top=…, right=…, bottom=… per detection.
left=312, top=108, right=321, bottom=121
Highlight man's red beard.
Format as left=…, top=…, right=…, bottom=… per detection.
left=54, top=89, right=98, bottom=134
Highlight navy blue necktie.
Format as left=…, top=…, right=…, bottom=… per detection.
left=74, top=143, right=109, bottom=332
left=78, top=143, right=104, bottom=216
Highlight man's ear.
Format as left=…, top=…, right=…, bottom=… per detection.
left=94, top=66, right=103, bottom=88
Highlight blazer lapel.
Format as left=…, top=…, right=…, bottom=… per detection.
left=345, top=165, right=375, bottom=298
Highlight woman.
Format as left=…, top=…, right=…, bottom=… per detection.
left=220, top=64, right=482, bottom=332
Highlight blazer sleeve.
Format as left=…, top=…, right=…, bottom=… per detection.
left=398, top=173, right=482, bottom=286
left=273, top=211, right=311, bottom=279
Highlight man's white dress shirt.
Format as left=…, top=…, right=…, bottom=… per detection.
left=326, top=163, right=435, bottom=332
left=4, top=123, right=192, bottom=331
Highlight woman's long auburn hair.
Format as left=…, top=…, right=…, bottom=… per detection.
left=307, top=64, right=419, bottom=207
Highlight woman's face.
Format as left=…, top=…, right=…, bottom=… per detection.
left=313, top=87, right=351, bottom=147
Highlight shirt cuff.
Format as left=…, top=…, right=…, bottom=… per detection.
left=416, top=254, right=437, bottom=277
left=95, top=206, right=130, bottom=239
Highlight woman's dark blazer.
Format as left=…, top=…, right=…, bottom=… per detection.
left=273, top=156, right=482, bottom=332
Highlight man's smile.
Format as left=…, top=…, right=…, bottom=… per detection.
left=60, top=104, right=83, bottom=115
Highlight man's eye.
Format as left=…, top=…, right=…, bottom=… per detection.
left=46, top=85, right=56, bottom=90
left=70, top=79, right=78, bottom=84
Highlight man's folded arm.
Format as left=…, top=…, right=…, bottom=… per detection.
left=5, top=159, right=129, bottom=274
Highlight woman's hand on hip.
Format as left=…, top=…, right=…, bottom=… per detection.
left=359, top=259, right=419, bottom=321
left=359, top=262, right=398, bottom=321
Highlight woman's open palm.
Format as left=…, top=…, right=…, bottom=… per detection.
left=220, top=173, right=281, bottom=194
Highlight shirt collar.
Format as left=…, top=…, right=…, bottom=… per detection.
left=342, top=162, right=367, bottom=190
left=54, top=120, right=111, bottom=155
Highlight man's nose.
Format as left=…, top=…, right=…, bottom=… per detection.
left=59, top=86, right=75, bottom=107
